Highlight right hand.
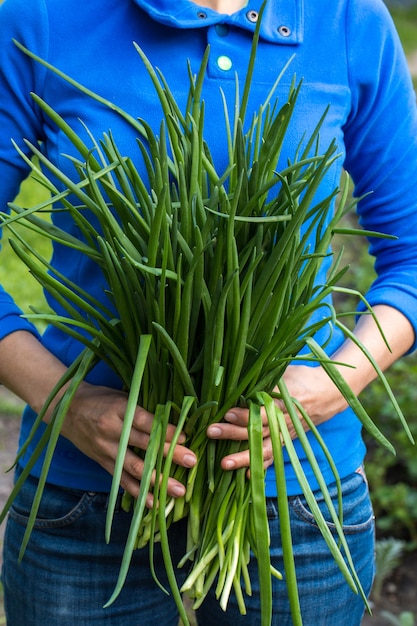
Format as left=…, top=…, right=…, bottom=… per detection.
left=0, top=332, right=197, bottom=507
left=60, top=381, right=197, bottom=506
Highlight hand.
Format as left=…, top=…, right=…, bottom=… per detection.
left=61, top=382, right=197, bottom=506
left=0, top=332, right=197, bottom=506
left=273, top=363, right=349, bottom=439
left=206, top=405, right=274, bottom=474
left=206, top=363, right=346, bottom=473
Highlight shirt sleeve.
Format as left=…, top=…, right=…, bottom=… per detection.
left=0, top=0, right=49, bottom=340
left=343, top=0, right=417, bottom=351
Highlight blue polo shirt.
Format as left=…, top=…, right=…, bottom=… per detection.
left=1, top=0, right=417, bottom=494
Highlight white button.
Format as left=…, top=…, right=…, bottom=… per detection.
left=246, top=10, right=258, bottom=22
left=217, top=55, right=232, bottom=71
left=278, top=25, right=291, bottom=37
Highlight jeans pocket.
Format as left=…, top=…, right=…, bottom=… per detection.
left=289, top=469, right=375, bottom=535
left=8, top=473, right=96, bottom=530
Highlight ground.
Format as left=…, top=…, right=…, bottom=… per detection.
left=1, top=388, right=417, bottom=625
left=363, top=552, right=417, bottom=625
left=0, top=389, right=22, bottom=626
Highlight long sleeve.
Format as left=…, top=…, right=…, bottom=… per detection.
left=343, top=0, right=417, bottom=350
left=0, top=0, right=50, bottom=339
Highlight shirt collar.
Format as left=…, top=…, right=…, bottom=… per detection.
left=131, top=0, right=303, bottom=44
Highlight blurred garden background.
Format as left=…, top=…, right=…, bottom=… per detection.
left=1, top=2, right=417, bottom=625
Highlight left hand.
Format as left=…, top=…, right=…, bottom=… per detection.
left=206, top=362, right=347, bottom=472
left=207, top=304, right=415, bottom=473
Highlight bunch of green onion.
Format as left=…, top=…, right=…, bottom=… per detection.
left=0, top=13, right=412, bottom=626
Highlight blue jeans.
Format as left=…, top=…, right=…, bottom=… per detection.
left=197, top=468, right=375, bottom=626
left=1, top=468, right=374, bottom=625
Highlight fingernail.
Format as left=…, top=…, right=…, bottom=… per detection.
left=207, top=425, right=222, bottom=437
left=224, top=459, right=235, bottom=470
left=172, top=484, right=186, bottom=497
left=224, top=412, right=237, bottom=423
left=183, top=453, right=197, bottom=467
left=146, top=494, right=154, bottom=508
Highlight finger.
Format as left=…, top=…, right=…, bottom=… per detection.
left=121, top=449, right=188, bottom=499
left=128, top=427, right=151, bottom=451
left=119, top=471, right=154, bottom=507
left=223, top=407, right=249, bottom=427
left=207, top=422, right=249, bottom=441
left=127, top=425, right=193, bottom=466
left=221, top=437, right=273, bottom=471
left=130, top=405, right=154, bottom=433
left=273, top=396, right=286, bottom=416
left=207, top=422, right=269, bottom=441
left=162, top=441, right=197, bottom=469
left=225, top=406, right=272, bottom=428
left=131, top=406, right=186, bottom=444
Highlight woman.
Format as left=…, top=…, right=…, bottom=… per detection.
left=1, top=0, right=417, bottom=624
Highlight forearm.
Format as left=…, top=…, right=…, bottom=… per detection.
left=280, top=303, right=415, bottom=425
left=331, top=304, right=415, bottom=398
left=0, top=330, right=69, bottom=418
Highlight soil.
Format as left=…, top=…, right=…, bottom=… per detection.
left=362, top=552, right=417, bottom=625
left=1, top=387, right=417, bottom=625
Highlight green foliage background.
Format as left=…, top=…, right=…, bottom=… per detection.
left=389, top=3, right=417, bottom=58
left=0, top=168, right=51, bottom=325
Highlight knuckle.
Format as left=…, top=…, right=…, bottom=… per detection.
left=131, top=430, right=150, bottom=450
left=132, top=406, right=152, bottom=430
left=129, top=456, right=144, bottom=479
